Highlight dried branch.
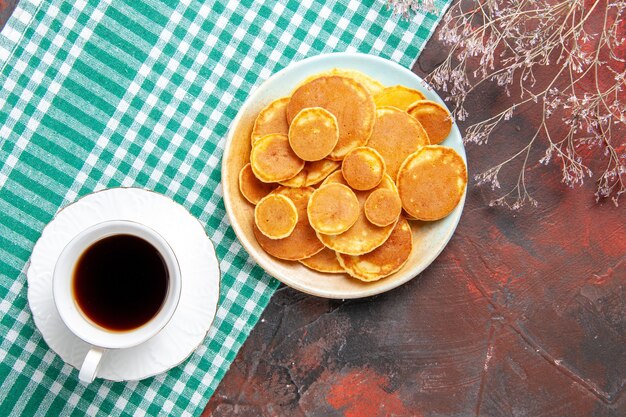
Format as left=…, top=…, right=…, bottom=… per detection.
left=419, top=0, right=626, bottom=208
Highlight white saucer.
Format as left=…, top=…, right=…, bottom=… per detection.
left=26, top=188, right=220, bottom=381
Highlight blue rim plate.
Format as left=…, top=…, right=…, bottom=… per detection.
left=222, top=52, right=466, bottom=299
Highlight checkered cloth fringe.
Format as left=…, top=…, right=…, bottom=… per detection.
left=0, top=0, right=449, bottom=415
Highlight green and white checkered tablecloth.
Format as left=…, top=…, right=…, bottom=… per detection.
left=0, top=0, right=449, bottom=415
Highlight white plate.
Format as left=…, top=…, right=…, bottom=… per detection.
left=27, top=188, right=220, bottom=381
left=222, top=52, right=466, bottom=299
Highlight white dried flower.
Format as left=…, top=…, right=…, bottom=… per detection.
left=388, top=0, right=439, bottom=18
left=425, top=0, right=626, bottom=209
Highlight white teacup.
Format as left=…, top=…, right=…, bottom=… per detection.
left=53, top=220, right=181, bottom=383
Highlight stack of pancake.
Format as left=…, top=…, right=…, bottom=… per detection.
left=238, top=69, right=467, bottom=282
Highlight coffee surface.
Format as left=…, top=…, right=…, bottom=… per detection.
left=73, top=234, right=168, bottom=331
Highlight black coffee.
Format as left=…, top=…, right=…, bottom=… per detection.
left=72, top=234, right=169, bottom=332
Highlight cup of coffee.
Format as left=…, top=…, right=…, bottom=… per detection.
left=53, top=220, right=181, bottom=383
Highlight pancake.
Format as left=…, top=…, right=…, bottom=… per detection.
left=279, top=159, right=340, bottom=187
left=287, top=75, right=375, bottom=160
left=299, top=247, right=345, bottom=274
left=301, top=68, right=385, bottom=96
left=253, top=187, right=325, bottom=260
left=251, top=97, right=290, bottom=144
left=403, top=210, right=418, bottom=221
left=254, top=194, right=298, bottom=239
left=407, top=100, right=452, bottom=144
left=288, top=107, right=338, bottom=161
left=239, top=163, right=278, bottom=204
left=373, top=85, right=426, bottom=110
left=250, top=133, right=305, bottom=183
left=307, top=183, right=360, bottom=235
left=367, top=107, right=430, bottom=181
left=341, top=146, right=386, bottom=191
left=364, top=188, right=402, bottom=227
left=337, top=216, right=412, bottom=282
left=317, top=172, right=397, bottom=255
left=397, top=146, right=467, bottom=221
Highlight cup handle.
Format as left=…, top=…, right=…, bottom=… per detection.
left=79, top=347, right=105, bottom=383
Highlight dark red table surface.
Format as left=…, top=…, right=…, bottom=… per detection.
left=1, top=2, right=624, bottom=416
left=201, top=18, right=625, bottom=417
left=0, top=0, right=17, bottom=30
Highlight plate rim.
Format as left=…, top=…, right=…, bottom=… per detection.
left=222, top=51, right=466, bottom=299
